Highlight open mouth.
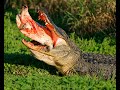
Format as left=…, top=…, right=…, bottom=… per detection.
left=22, top=39, right=49, bottom=51
left=16, top=5, right=68, bottom=51
left=16, top=5, right=55, bottom=51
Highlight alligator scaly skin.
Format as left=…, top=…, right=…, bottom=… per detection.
left=72, top=52, right=116, bottom=79
left=58, top=30, right=116, bottom=79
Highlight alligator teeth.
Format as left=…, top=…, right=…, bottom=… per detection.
left=45, top=22, right=48, bottom=25
left=22, top=39, right=48, bottom=51
left=22, top=39, right=34, bottom=46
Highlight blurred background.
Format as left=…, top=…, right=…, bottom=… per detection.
left=4, top=0, right=116, bottom=37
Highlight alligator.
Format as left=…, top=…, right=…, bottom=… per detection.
left=16, top=6, right=116, bottom=79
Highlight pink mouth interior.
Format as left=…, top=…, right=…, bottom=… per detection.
left=19, top=19, right=53, bottom=51
left=22, top=39, right=48, bottom=51
left=16, top=6, right=60, bottom=51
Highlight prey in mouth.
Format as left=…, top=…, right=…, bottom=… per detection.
left=16, top=5, right=67, bottom=52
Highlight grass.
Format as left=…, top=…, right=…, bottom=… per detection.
left=70, top=32, right=116, bottom=56
left=4, top=8, right=116, bottom=89
left=4, top=74, right=116, bottom=90
left=62, top=0, right=116, bottom=34
left=6, top=0, right=116, bottom=35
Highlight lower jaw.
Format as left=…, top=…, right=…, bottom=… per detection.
left=22, top=39, right=48, bottom=51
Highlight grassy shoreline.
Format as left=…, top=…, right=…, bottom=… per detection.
left=4, top=6, right=116, bottom=89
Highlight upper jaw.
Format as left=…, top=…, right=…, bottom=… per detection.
left=16, top=5, right=68, bottom=51
left=16, top=5, right=33, bottom=29
left=16, top=14, right=22, bottom=29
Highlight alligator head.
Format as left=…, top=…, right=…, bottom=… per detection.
left=16, top=5, right=80, bottom=75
